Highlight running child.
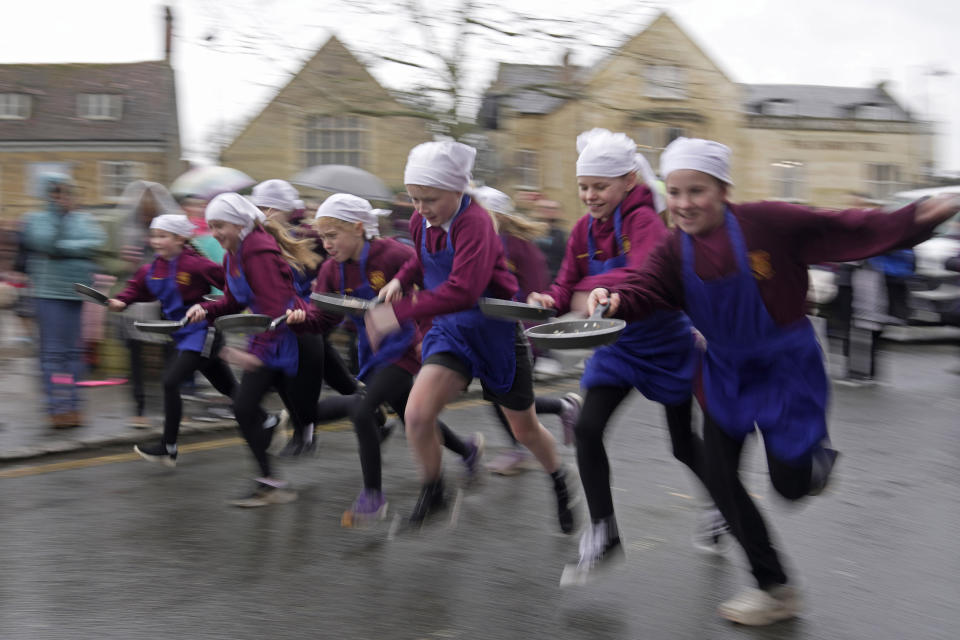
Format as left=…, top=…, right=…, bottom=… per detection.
left=471, top=186, right=582, bottom=476
left=589, top=136, right=960, bottom=625
left=526, top=129, right=717, bottom=586
left=185, top=193, right=313, bottom=507
left=108, top=214, right=235, bottom=466
left=286, top=193, right=483, bottom=526
left=365, top=140, right=576, bottom=531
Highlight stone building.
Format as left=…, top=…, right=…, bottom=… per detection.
left=220, top=35, right=431, bottom=198
left=0, top=8, right=182, bottom=221
left=480, top=12, right=934, bottom=221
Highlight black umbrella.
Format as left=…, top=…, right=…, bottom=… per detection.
left=291, top=165, right=394, bottom=201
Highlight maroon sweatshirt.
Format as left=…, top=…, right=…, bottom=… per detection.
left=392, top=198, right=518, bottom=323
left=545, top=184, right=670, bottom=313
left=115, top=245, right=224, bottom=307
left=299, top=237, right=420, bottom=375
left=501, top=233, right=549, bottom=300
left=199, top=227, right=307, bottom=361
left=614, top=200, right=936, bottom=327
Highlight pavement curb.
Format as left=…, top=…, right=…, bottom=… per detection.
left=0, top=371, right=581, bottom=464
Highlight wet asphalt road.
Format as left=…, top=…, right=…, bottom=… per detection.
left=2, top=345, right=958, bottom=640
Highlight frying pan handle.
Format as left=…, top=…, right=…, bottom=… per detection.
left=269, top=314, right=289, bottom=331
left=590, top=302, right=610, bottom=320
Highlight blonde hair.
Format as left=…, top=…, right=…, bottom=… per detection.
left=258, top=218, right=321, bottom=272
left=490, top=211, right=548, bottom=242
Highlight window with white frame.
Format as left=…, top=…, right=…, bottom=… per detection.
left=0, top=93, right=30, bottom=119
left=514, top=149, right=539, bottom=189
left=771, top=161, right=805, bottom=201
left=304, top=115, right=367, bottom=168
left=644, top=65, right=687, bottom=99
left=865, top=163, right=901, bottom=200
left=78, top=94, right=123, bottom=120
left=100, top=161, right=145, bottom=200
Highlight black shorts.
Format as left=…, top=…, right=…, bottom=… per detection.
left=423, top=324, right=535, bottom=411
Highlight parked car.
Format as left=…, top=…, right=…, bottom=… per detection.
left=808, top=186, right=960, bottom=325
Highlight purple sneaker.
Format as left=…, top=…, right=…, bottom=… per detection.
left=462, top=432, right=486, bottom=482
left=559, top=393, right=582, bottom=446
left=342, top=489, right=388, bottom=528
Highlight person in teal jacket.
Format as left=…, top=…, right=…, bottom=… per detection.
left=21, top=174, right=106, bottom=428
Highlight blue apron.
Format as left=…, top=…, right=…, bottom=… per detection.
left=340, top=241, right=416, bottom=381
left=580, top=207, right=695, bottom=404
left=225, top=248, right=299, bottom=376
left=420, top=197, right=518, bottom=392
left=291, top=264, right=316, bottom=302
left=145, top=256, right=211, bottom=354
left=681, top=209, right=828, bottom=461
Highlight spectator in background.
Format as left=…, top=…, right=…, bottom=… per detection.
left=21, top=174, right=105, bottom=428
left=0, top=220, right=34, bottom=345
left=531, top=199, right=568, bottom=280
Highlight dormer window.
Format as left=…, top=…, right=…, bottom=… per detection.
left=78, top=93, right=122, bottom=120
left=763, top=99, right=795, bottom=116
left=0, top=93, right=31, bottom=119
left=855, top=104, right=888, bottom=120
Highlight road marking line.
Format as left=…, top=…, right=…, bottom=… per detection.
left=0, top=382, right=577, bottom=479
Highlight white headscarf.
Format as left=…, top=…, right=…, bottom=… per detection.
left=471, top=186, right=515, bottom=215
left=149, top=213, right=195, bottom=238
left=575, top=128, right=666, bottom=212
left=659, top=137, right=733, bottom=185
left=250, top=179, right=300, bottom=212
left=403, top=140, right=476, bottom=193
left=205, top=193, right=264, bottom=240
left=315, top=193, right=390, bottom=239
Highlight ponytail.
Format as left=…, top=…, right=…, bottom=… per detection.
left=494, top=212, right=548, bottom=243
left=259, top=218, right=322, bottom=272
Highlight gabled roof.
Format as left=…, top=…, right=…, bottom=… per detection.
left=742, top=84, right=913, bottom=121
left=484, top=62, right=584, bottom=115
left=0, top=61, right=178, bottom=142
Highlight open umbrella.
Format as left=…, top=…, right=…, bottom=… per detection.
left=291, top=165, right=393, bottom=202
left=170, top=166, right=256, bottom=200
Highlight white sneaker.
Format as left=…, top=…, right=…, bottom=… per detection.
left=717, top=584, right=801, bottom=626
left=485, top=449, right=539, bottom=475
left=559, top=519, right=624, bottom=587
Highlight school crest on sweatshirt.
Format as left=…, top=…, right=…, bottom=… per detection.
left=749, top=250, right=774, bottom=280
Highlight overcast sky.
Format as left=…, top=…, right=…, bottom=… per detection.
left=2, top=0, right=957, bottom=172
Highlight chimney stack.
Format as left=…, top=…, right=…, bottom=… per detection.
left=164, top=6, right=173, bottom=62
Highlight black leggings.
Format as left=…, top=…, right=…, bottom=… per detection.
left=574, top=386, right=700, bottom=522
left=285, top=334, right=326, bottom=430
left=234, top=366, right=302, bottom=478
left=701, top=412, right=812, bottom=588
left=162, top=348, right=236, bottom=445
left=491, top=396, right=564, bottom=446
left=322, top=336, right=358, bottom=396
left=326, top=365, right=471, bottom=491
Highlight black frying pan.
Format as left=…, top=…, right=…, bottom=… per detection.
left=310, top=292, right=378, bottom=314
left=479, top=298, right=557, bottom=321
left=215, top=313, right=289, bottom=333
left=74, top=283, right=108, bottom=306
left=133, top=318, right=188, bottom=335
left=524, top=303, right=625, bottom=350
